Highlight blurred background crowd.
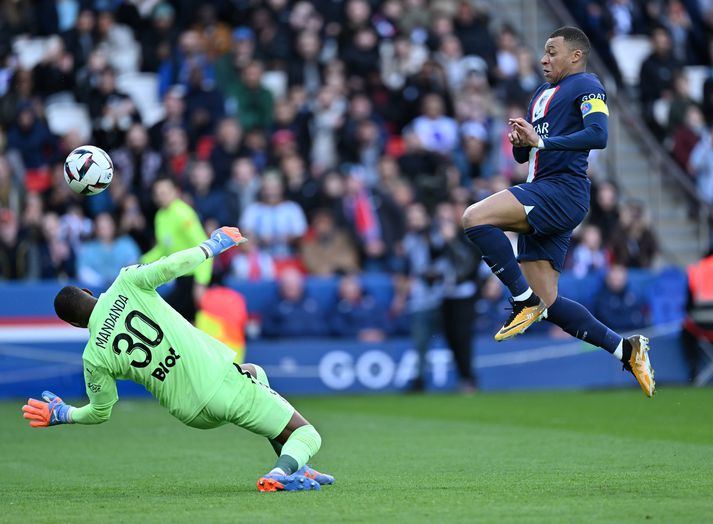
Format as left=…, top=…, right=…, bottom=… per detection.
left=2, top=0, right=695, bottom=356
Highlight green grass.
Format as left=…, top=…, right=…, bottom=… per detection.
left=2, top=389, right=713, bottom=523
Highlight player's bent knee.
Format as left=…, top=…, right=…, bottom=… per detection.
left=462, top=203, right=486, bottom=229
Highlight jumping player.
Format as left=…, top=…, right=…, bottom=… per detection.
left=21, top=227, right=334, bottom=491
left=461, top=27, right=655, bottom=397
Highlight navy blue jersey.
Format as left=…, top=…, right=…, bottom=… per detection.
left=525, top=72, right=608, bottom=182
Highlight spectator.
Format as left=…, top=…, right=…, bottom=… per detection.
left=224, top=61, right=273, bottom=131
left=589, top=180, right=620, bottom=244
left=392, top=202, right=447, bottom=392
left=111, top=123, right=162, bottom=209
left=87, top=67, right=139, bottom=150
left=407, top=93, right=459, bottom=156
left=186, top=161, right=227, bottom=224
left=262, top=267, right=327, bottom=337
left=6, top=103, right=56, bottom=192
left=38, top=212, right=75, bottom=279
left=300, top=208, right=360, bottom=276
left=639, top=27, right=681, bottom=136
left=161, top=126, right=192, bottom=184
left=671, top=105, right=705, bottom=170
left=158, top=29, right=214, bottom=97
left=139, top=3, right=178, bottom=74
left=0, top=155, right=22, bottom=217
left=240, top=173, right=308, bottom=259
left=230, top=240, right=276, bottom=281
left=184, top=65, right=225, bottom=142
left=215, top=27, right=256, bottom=92
left=226, top=157, right=261, bottom=226
left=436, top=202, right=479, bottom=392
left=281, top=153, right=320, bottom=215
left=380, top=34, right=428, bottom=91
left=689, top=123, right=713, bottom=203
left=149, top=86, right=187, bottom=152
left=330, top=274, right=388, bottom=341
left=77, top=213, right=140, bottom=288
left=288, top=30, right=324, bottom=95
left=610, top=200, right=658, bottom=268
left=594, top=265, right=647, bottom=331
left=571, top=224, right=609, bottom=279
left=0, top=210, right=37, bottom=279
left=209, top=118, right=245, bottom=189
left=341, top=172, right=405, bottom=271
left=141, top=177, right=210, bottom=322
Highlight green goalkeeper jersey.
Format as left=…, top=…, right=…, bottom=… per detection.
left=72, top=247, right=237, bottom=425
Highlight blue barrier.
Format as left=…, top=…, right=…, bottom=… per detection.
left=0, top=326, right=688, bottom=399
left=0, top=267, right=687, bottom=320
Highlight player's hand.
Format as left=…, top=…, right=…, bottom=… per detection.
left=22, top=391, right=73, bottom=428
left=200, top=227, right=248, bottom=257
left=508, top=118, right=541, bottom=147
left=508, top=129, right=527, bottom=147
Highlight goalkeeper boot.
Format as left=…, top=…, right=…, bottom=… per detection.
left=623, top=335, right=655, bottom=398
left=257, top=473, right=321, bottom=492
left=296, top=465, right=335, bottom=485
left=494, top=295, right=547, bottom=342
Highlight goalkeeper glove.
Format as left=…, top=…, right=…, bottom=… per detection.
left=200, top=226, right=248, bottom=258
left=22, top=391, right=74, bottom=427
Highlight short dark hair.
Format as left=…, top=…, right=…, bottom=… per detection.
left=54, top=285, right=89, bottom=325
left=549, top=26, right=591, bottom=58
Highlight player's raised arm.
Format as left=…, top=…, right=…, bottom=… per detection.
left=123, top=227, right=248, bottom=290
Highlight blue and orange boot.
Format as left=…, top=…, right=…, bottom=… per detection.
left=296, top=465, right=335, bottom=485
left=256, top=472, right=321, bottom=492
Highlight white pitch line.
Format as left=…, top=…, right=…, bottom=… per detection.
left=0, top=365, right=80, bottom=384
left=0, top=344, right=82, bottom=364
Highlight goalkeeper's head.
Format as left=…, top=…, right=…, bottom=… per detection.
left=54, top=286, right=97, bottom=328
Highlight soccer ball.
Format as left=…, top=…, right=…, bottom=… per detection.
left=63, top=145, right=114, bottom=196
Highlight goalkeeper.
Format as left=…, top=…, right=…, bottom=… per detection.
left=21, top=227, right=333, bottom=493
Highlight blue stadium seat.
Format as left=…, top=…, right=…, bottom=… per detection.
left=647, top=266, right=687, bottom=325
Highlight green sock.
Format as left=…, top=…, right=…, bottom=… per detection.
left=275, top=425, right=322, bottom=472
left=274, top=455, right=299, bottom=475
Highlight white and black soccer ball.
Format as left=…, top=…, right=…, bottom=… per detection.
left=63, top=145, right=114, bottom=196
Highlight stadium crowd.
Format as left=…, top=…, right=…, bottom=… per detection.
left=0, top=0, right=659, bottom=342
left=568, top=0, right=713, bottom=205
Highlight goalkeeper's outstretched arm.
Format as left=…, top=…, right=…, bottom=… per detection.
left=124, top=227, right=248, bottom=290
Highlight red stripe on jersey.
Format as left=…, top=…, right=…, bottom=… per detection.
left=542, top=85, right=560, bottom=117
left=533, top=150, right=540, bottom=179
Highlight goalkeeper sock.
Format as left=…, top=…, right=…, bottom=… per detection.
left=273, top=425, right=322, bottom=474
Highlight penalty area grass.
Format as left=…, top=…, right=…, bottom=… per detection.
left=1, top=388, right=712, bottom=523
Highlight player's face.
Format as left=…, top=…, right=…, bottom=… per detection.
left=541, top=37, right=573, bottom=84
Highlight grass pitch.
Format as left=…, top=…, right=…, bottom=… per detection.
left=2, top=389, right=713, bottom=523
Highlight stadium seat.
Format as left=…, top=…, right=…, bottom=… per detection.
left=45, top=102, right=92, bottom=143
left=684, top=65, right=708, bottom=103
left=610, top=35, right=652, bottom=87
left=647, top=266, right=687, bottom=325
left=12, top=37, right=49, bottom=70
left=116, top=72, right=165, bottom=127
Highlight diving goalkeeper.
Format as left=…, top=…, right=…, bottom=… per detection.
left=21, top=227, right=333, bottom=493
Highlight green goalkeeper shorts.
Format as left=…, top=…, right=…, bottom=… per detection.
left=187, top=364, right=294, bottom=439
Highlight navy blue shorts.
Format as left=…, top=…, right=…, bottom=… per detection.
left=507, top=176, right=590, bottom=272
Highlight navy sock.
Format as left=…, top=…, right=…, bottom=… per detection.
left=464, top=225, right=530, bottom=297
left=546, top=296, right=622, bottom=353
